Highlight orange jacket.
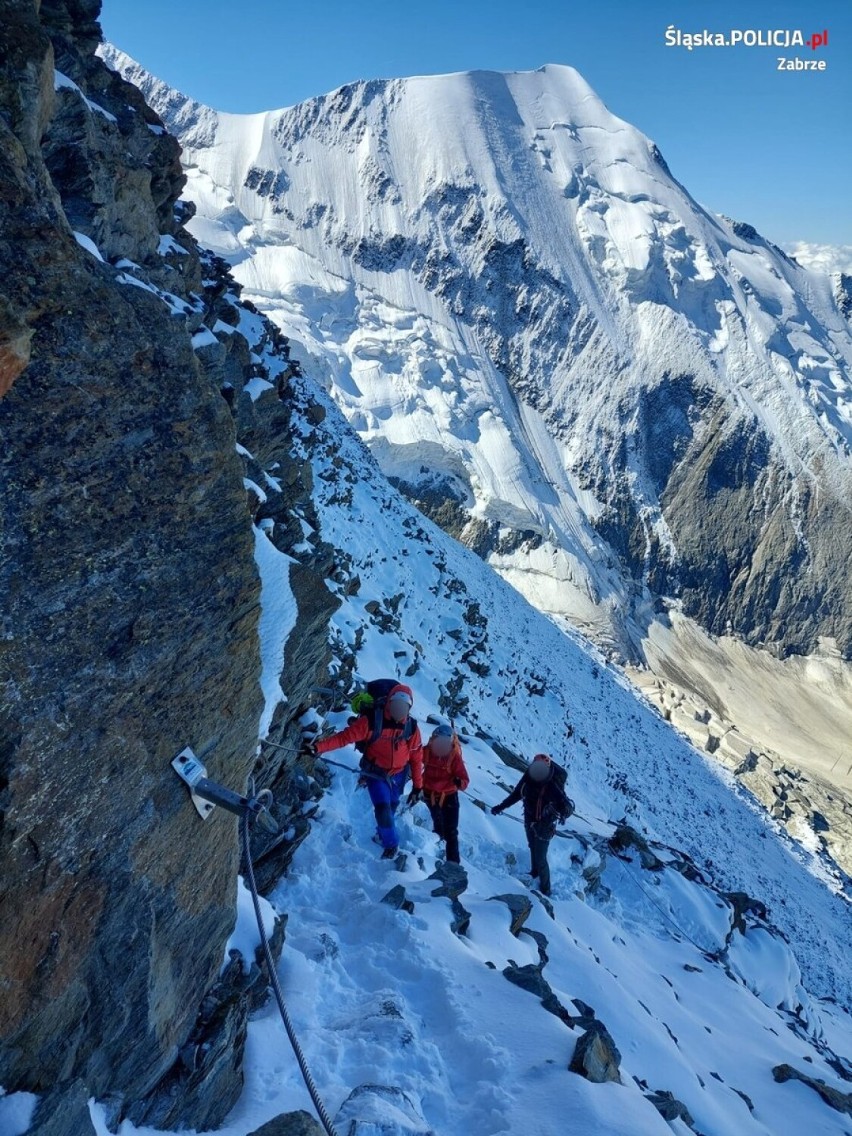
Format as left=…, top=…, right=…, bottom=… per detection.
left=423, top=737, right=469, bottom=800
left=317, top=714, right=424, bottom=789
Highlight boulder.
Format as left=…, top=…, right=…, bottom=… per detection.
left=381, top=885, right=414, bottom=914
left=569, top=1020, right=622, bottom=1084
left=248, top=1110, right=326, bottom=1136
left=428, top=861, right=469, bottom=899
left=489, top=893, right=533, bottom=936
left=645, top=1089, right=694, bottom=1125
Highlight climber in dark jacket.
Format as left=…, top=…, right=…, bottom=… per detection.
left=491, top=754, right=572, bottom=896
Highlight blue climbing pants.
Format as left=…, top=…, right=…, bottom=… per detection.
left=368, top=769, right=408, bottom=849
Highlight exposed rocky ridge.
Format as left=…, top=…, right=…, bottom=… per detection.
left=0, top=2, right=336, bottom=1128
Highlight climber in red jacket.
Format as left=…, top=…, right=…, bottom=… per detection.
left=316, top=683, right=423, bottom=858
left=422, top=723, right=469, bottom=864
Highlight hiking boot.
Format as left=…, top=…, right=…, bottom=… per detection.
left=380, top=846, right=399, bottom=860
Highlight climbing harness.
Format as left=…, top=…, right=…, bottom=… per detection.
left=172, top=750, right=340, bottom=1136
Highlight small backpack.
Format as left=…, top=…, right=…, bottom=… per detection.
left=350, top=678, right=416, bottom=754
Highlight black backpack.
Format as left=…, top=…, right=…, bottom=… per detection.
left=551, top=763, right=568, bottom=790
left=551, top=764, right=574, bottom=819
left=539, top=763, right=573, bottom=821
left=350, top=678, right=416, bottom=755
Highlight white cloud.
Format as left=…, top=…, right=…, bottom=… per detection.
left=783, top=241, right=852, bottom=276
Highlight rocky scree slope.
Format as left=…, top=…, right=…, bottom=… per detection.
left=108, top=52, right=852, bottom=667
left=0, top=2, right=336, bottom=1130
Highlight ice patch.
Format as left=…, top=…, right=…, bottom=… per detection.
left=224, top=875, right=278, bottom=971
left=253, top=525, right=297, bottom=738
left=0, top=1090, right=39, bottom=1136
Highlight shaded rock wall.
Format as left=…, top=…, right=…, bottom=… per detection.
left=590, top=380, right=852, bottom=659
left=0, top=1, right=337, bottom=1127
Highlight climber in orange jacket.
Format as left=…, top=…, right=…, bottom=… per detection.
left=316, top=683, right=423, bottom=858
left=422, top=723, right=469, bottom=864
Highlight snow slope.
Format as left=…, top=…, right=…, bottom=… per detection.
left=76, top=361, right=852, bottom=1136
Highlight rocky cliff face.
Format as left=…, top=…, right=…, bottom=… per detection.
left=0, top=2, right=336, bottom=1129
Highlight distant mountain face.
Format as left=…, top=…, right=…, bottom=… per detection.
left=105, top=49, right=852, bottom=663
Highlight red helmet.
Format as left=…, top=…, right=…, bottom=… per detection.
left=528, top=754, right=552, bottom=782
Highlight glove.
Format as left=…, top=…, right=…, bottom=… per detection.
left=407, top=788, right=423, bottom=806
left=491, top=804, right=504, bottom=816
left=453, top=778, right=463, bottom=788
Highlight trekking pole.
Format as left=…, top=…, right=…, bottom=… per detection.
left=465, top=790, right=614, bottom=842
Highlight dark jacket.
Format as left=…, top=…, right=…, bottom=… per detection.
left=496, top=765, right=571, bottom=828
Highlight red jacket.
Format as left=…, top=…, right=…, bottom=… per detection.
left=317, top=712, right=423, bottom=789
left=423, top=737, right=469, bottom=800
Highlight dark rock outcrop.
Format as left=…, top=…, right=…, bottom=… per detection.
left=2, top=0, right=260, bottom=1113
left=123, top=917, right=286, bottom=1131
left=568, top=1020, right=623, bottom=1084
left=428, top=860, right=469, bottom=899
left=773, top=1064, right=852, bottom=1116
left=0, top=1, right=336, bottom=1127
left=248, top=1111, right=326, bottom=1136
left=489, top=893, right=533, bottom=936
left=645, top=1089, right=694, bottom=1125
left=27, top=1082, right=98, bottom=1136
left=381, top=884, right=415, bottom=913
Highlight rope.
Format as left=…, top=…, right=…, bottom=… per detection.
left=316, top=755, right=390, bottom=783
left=262, top=734, right=411, bottom=791
left=261, top=730, right=709, bottom=992
left=466, top=790, right=613, bottom=843
left=610, top=851, right=712, bottom=956
left=241, top=806, right=340, bottom=1136
left=264, top=731, right=617, bottom=827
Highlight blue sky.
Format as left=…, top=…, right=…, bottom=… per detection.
left=100, top=0, right=850, bottom=245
